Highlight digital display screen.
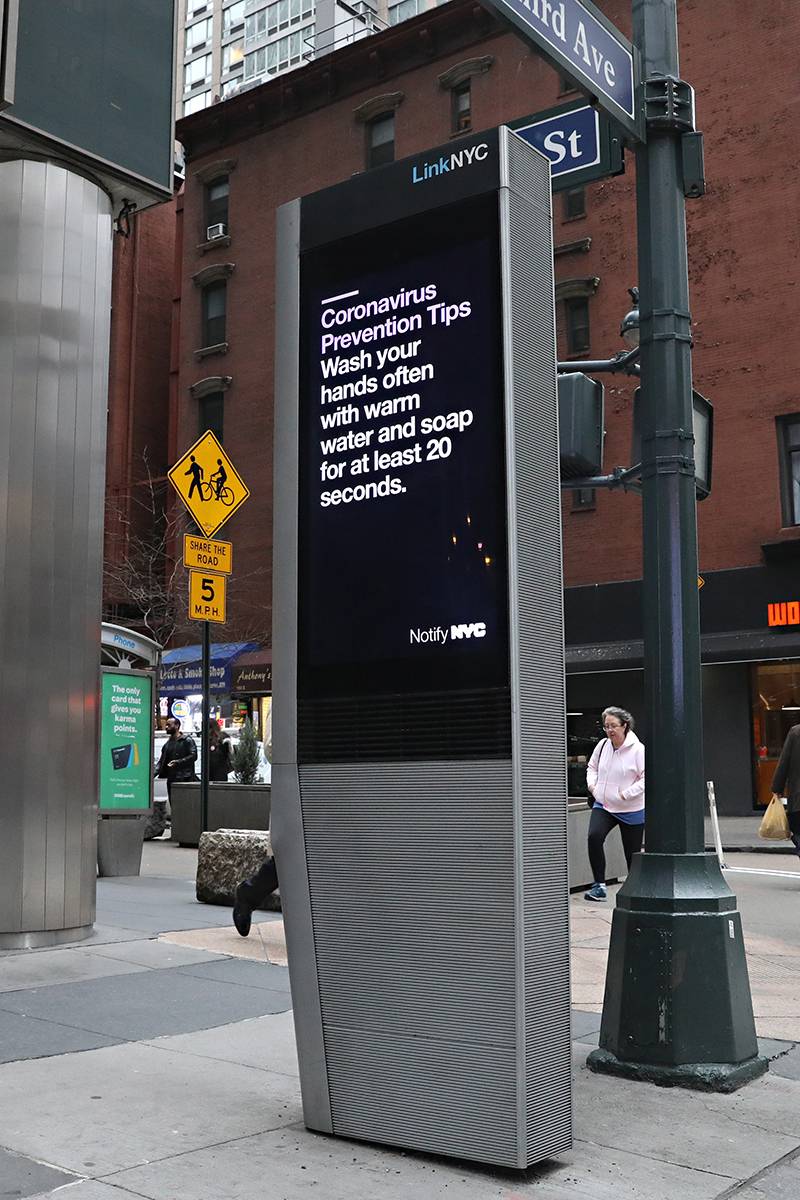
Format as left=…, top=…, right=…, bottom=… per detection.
left=5, top=0, right=174, bottom=192
left=297, top=195, right=509, bottom=700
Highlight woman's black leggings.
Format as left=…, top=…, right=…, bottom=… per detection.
left=587, top=806, right=644, bottom=883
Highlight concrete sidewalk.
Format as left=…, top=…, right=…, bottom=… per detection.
left=706, top=814, right=795, bottom=853
left=1, top=841, right=800, bottom=1200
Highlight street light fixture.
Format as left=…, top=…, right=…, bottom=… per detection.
left=619, top=286, right=640, bottom=349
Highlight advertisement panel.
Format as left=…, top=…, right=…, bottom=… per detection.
left=298, top=193, right=508, bottom=703
left=99, top=669, right=153, bottom=814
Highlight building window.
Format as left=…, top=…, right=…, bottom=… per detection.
left=223, top=0, right=246, bottom=36
left=206, top=177, right=229, bottom=232
left=202, top=282, right=227, bottom=347
left=388, top=0, right=418, bottom=23
left=778, top=416, right=800, bottom=526
left=184, top=53, right=211, bottom=92
left=184, top=91, right=210, bottom=116
left=452, top=80, right=471, bottom=133
left=185, top=17, right=213, bottom=54
left=565, top=297, right=590, bottom=355
left=571, top=487, right=596, bottom=512
left=223, top=39, right=244, bottom=72
left=366, top=114, right=394, bottom=169
left=187, top=0, right=207, bottom=17
left=199, top=392, right=225, bottom=443
left=563, top=187, right=586, bottom=220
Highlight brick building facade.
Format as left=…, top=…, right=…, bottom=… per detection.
left=165, top=0, right=800, bottom=812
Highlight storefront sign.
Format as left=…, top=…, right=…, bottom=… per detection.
left=768, top=601, right=800, bottom=628
left=99, top=670, right=153, bottom=813
left=231, top=663, right=272, bottom=693
left=160, top=660, right=231, bottom=690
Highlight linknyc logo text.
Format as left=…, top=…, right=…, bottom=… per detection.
left=411, top=142, right=489, bottom=184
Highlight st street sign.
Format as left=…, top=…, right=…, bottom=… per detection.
left=479, top=0, right=642, bottom=142
left=510, top=102, right=623, bottom=189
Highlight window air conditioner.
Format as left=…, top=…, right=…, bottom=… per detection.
left=207, top=223, right=227, bottom=240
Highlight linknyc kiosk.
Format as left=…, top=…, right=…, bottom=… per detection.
left=272, top=126, right=571, bottom=1169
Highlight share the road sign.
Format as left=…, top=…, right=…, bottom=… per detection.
left=479, top=0, right=642, bottom=142
left=168, top=431, right=250, bottom=538
left=183, top=533, right=233, bottom=575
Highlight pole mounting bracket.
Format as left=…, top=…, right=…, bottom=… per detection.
left=644, top=74, right=696, bottom=134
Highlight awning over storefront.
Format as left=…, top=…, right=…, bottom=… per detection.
left=230, top=650, right=272, bottom=694
left=160, top=641, right=258, bottom=692
left=567, top=629, right=800, bottom=674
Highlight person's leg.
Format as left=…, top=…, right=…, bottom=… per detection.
left=586, top=807, right=615, bottom=899
left=233, top=857, right=279, bottom=936
left=787, top=810, right=800, bottom=856
left=617, top=819, right=644, bottom=870
left=587, top=807, right=614, bottom=883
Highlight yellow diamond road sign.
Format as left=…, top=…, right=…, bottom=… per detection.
left=168, top=431, right=249, bottom=538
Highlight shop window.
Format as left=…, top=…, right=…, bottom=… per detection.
left=565, top=296, right=590, bottom=355
left=777, top=415, right=800, bottom=526
left=198, top=392, right=224, bottom=442
left=366, top=114, right=395, bottom=169
left=452, top=81, right=471, bottom=133
left=202, top=281, right=227, bottom=347
left=751, top=662, right=800, bottom=808
left=566, top=708, right=604, bottom=798
left=563, top=187, right=586, bottom=220
left=206, top=176, right=229, bottom=234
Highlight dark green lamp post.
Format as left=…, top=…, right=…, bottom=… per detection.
left=586, top=0, right=766, bottom=1091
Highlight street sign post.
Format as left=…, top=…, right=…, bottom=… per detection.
left=169, top=433, right=249, bottom=834
left=479, top=0, right=642, bottom=142
left=168, top=430, right=250, bottom=539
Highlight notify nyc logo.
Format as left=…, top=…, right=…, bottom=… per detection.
left=411, top=142, right=489, bottom=184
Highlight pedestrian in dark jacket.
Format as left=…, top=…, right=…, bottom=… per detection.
left=150, top=718, right=197, bottom=839
left=207, top=718, right=233, bottom=782
left=771, top=724, right=800, bottom=854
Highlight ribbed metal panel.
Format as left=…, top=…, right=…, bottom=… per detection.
left=325, top=1029, right=519, bottom=1166
left=0, top=160, right=111, bottom=942
left=503, top=130, right=572, bottom=1164
left=299, top=761, right=520, bottom=1161
left=298, top=687, right=511, bottom=762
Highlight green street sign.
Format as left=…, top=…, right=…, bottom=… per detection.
left=99, top=669, right=153, bottom=814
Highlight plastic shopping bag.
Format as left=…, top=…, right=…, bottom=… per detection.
left=758, top=795, right=790, bottom=841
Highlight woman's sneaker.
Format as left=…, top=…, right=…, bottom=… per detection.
left=584, top=883, right=607, bottom=902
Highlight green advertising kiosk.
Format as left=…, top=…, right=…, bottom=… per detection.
left=98, top=656, right=155, bottom=876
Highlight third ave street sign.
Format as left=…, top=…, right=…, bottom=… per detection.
left=479, top=0, right=642, bottom=143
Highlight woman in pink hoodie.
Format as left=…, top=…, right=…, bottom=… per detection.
left=584, top=706, right=645, bottom=902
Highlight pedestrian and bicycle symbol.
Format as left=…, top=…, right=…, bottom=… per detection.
left=168, top=430, right=250, bottom=538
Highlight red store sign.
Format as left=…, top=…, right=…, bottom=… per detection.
left=768, top=601, right=800, bottom=627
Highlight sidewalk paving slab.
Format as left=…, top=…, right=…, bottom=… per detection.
left=0, top=965, right=291, bottom=1043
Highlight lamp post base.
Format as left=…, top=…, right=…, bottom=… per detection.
left=589, top=852, right=767, bottom=1093
left=586, top=1047, right=768, bottom=1093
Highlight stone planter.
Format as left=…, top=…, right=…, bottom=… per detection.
left=568, top=801, right=628, bottom=890
left=97, top=814, right=146, bottom=877
left=170, top=782, right=270, bottom=847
